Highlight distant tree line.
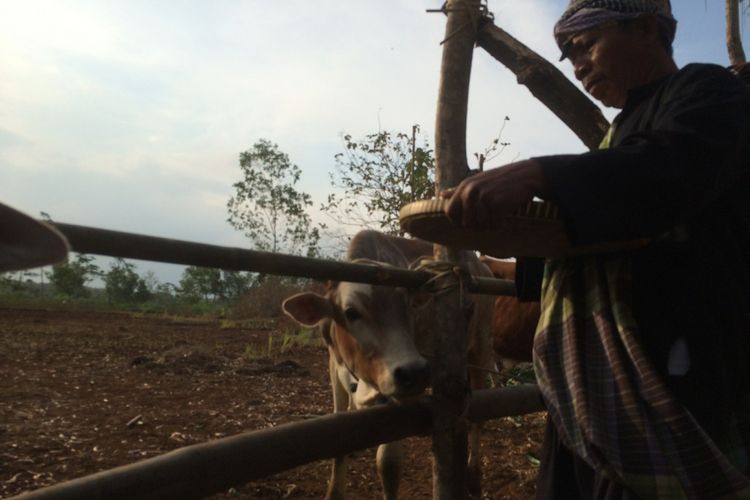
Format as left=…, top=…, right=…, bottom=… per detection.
left=0, top=254, right=257, bottom=307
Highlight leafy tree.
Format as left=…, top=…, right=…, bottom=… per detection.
left=178, top=266, right=254, bottom=302
left=47, top=253, right=101, bottom=298
left=179, top=266, right=223, bottom=301
left=321, top=125, right=435, bottom=236
left=155, top=282, right=178, bottom=297
left=104, top=258, right=151, bottom=303
left=152, top=282, right=179, bottom=305
left=0, top=271, right=33, bottom=293
left=142, top=270, right=161, bottom=294
left=227, top=139, right=321, bottom=256
left=322, top=121, right=512, bottom=236
left=221, top=270, right=254, bottom=300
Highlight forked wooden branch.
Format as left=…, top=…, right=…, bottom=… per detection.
left=477, top=22, right=609, bottom=150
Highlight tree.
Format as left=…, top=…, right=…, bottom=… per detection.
left=47, top=253, right=100, bottom=298
left=104, top=258, right=151, bottom=303
left=0, top=271, right=34, bottom=294
left=227, top=140, right=321, bottom=256
left=727, top=0, right=747, bottom=65
left=178, top=266, right=223, bottom=301
left=178, top=266, right=253, bottom=302
left=221, top=270, right=254, bottom=300
left=322, top=125, right=436, bottom=236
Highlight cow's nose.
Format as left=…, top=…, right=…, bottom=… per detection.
left=394, top=361, right=430, bottom=392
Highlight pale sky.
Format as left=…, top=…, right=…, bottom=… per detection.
left=0, top=1, right=742, bottom=285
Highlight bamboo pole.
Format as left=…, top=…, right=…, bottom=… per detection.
left=12, top=386, right=544, bottom=500
left=432, top=1, right=481, bottom=498
left=48, top=222, right=516, bottom=296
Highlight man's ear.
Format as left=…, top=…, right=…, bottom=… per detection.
left=281, top=292, right=333, bottom=327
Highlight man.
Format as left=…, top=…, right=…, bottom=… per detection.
left=444, top=0, right=750, bottom=498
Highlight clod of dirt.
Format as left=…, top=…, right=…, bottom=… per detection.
left=235, top=359, right=309, bottom=378
left=130, top=345, right=228, bottom=374
left=130, top=356, right=154, bottom=367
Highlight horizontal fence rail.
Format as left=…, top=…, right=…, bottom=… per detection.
left=12, top=385, right=544, bottom=500
left=50, top=222, right=517, bottom=296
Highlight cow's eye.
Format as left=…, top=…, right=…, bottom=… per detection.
left=344, top=307, right=362, bottom=322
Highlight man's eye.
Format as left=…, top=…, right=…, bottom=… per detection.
left=344, top=307, right=362, bottom=322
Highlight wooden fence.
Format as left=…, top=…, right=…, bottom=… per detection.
left=12, top=387, right=544, bottom=500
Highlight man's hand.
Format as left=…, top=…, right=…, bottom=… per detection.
left=441, top=159, right=549, bottom=230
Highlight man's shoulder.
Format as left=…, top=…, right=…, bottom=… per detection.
left=679, top=62, right=730, bottom=75
left=655, top=63, right=749, bottom=105
left=672, top=63, right=744, bottom=88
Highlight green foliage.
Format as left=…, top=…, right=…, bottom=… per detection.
left=278, top=327, right=322, bottom=353
left=179, top=266, right=222, bottom=301
left=322, top=124, right=435, bottom=235
left=47, top=253, right=100, bottom=298
left=221, top=270, right=254, bottom=300
left=0, top=270, right=37, bottom=294
left=240, top=327, right=322, bottom=361
left=227, top=139, right=321, bottom=256
left=178, top=266, right=254, bottom=302
left=104, top=258, right=151, bottom=304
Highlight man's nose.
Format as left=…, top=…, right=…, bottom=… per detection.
left=573, top=57, right=590, bottom=82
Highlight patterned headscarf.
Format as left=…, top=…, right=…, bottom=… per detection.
left=554, top=0, right=677, bottom=60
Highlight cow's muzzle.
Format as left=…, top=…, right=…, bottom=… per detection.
left=393, top=360, right=431, bottom=396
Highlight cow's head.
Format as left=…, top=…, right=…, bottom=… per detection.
left=282, top=281, right=430, bottom=401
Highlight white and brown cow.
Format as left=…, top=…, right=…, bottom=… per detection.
left=282, top=230, right=495, bottom=500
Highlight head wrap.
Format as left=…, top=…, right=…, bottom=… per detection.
left=554, top=0, right=677, bottom=60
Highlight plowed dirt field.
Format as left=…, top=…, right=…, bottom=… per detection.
left=0, top=307, right=545, bottom=499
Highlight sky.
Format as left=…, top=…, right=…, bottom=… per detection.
left=0, top=0, right=744, bottom=286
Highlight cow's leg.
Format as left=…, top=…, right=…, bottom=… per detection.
left=376, top=441, right=403, bottom=500
left=326, top=356, right=351, bottom=500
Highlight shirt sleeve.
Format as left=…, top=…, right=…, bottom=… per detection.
left=534, top=65, right=750, bottom=245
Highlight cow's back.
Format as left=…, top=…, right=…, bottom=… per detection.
left=347, top=230, right=432, bottom=267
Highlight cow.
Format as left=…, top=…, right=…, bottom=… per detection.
left=282, top=230, right=495, bottom=500
left=479, top=256, right=539, bottom=370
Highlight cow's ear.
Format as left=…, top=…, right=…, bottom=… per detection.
left=282, top=292, right=333, bottom=327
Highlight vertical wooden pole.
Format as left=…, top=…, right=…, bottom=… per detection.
left=726, top=0, right=747, bottom=66
left=431, top=1, right=479, bottom=498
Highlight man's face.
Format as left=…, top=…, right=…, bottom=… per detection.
left=565, top=22, right=653, bottom=108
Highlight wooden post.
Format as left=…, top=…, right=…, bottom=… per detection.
left=726, top=0, right=747, bottom=66
left=432, top=1, right=480, bottom=498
